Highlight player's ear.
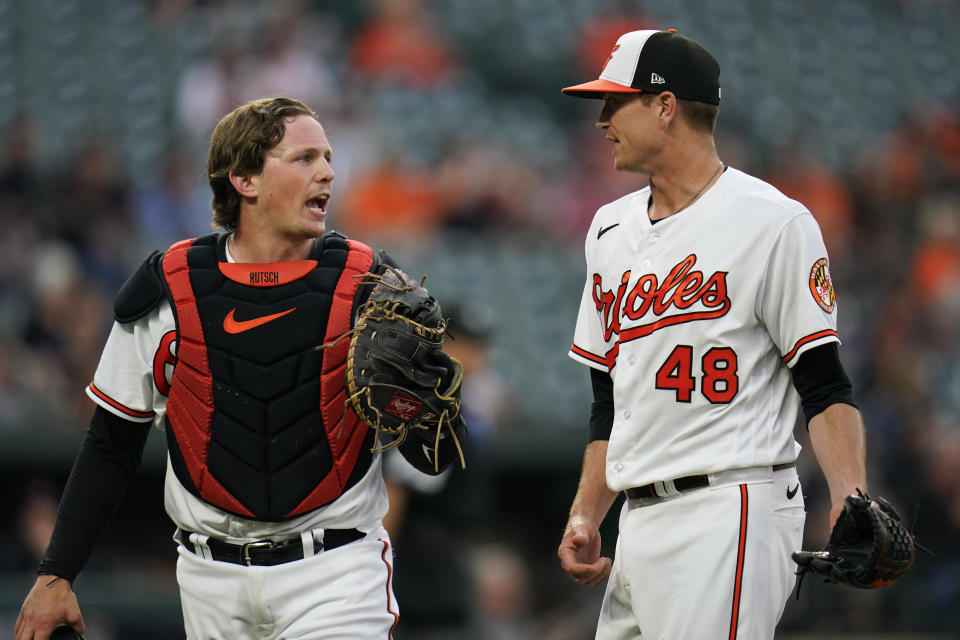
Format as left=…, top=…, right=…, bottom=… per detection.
left=657, top=92, right=678, bottom=124
left=229, top=171, right=257, bottom=199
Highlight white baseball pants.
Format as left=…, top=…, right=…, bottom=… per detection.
left=176, top=526, right=398, bottom=639
left=597, top=466, right=805, bottom=639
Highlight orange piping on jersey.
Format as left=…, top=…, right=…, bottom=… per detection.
left=728, top=484, right=749, bottom=640
left=571, top=344, right=609, bottom=368
left=782, top=329, right=839, bottom=364
left=87, top=383, right=155, bottom=419
left=218, top=260, right=318, bottom=287
left=379, top=537, right=399, bottom=638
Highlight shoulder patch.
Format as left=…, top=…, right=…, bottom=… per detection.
left=809, top=257, right=836, bottom=313
left=114, top=251, right=167, bottom=323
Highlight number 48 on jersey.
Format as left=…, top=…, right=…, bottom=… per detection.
left=654, top=345, right=738, bottom=404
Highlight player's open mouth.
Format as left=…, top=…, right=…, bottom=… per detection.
left=306, top=195, right=328, bottom=215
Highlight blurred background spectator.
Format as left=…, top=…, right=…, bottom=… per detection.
left=1, top=0, right=958, bottom=637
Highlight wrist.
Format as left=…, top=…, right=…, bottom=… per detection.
left=832, top=483, right=866, bottom=502
left=37, top=571, right=72, bottom=587
left=566, top=513, right=598, bottom=533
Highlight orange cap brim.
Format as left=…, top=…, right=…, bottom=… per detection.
left=561, top=79, right=643, bottom=98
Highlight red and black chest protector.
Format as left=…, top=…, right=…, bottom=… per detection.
left=161, top=232, right=375, bottom=520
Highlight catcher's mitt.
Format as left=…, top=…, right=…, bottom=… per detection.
left=325, top=265, right=465, bottom=471
left=792, top=491, right=916, bottom=591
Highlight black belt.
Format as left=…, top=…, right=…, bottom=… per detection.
left=624, top=462, right=797, bottom=501
left=179, top=528, right=364, bottom=566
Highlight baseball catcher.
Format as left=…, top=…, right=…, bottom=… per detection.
left=792, top=491, right=916, bottom=592
left=322, top=264, right=466, bottom=473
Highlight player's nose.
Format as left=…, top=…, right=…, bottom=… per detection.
left=315, top=161, right=334, bottom=183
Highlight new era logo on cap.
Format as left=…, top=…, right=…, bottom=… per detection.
left=563, top=29, right=721, bottom=104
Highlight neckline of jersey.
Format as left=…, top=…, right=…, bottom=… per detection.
left=645, top=164, right=730, bottom=225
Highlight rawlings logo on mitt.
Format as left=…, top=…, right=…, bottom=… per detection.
left=792, top=491, right=916, bottom=592
left=321, top=266, right=465, bottom=471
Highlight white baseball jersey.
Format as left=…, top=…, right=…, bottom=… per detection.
left=86, top=240, right=389, bottom=541
left=569, top=167, right=839, bottom=492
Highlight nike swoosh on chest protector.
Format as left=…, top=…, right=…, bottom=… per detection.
left=223, top=308, right=296, bottom=334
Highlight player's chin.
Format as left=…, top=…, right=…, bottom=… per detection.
left=302, top=213, right=327, bottom=236
left=611, top=151, right=632, bottom=172
left=613, top=156, right=643, bottom=173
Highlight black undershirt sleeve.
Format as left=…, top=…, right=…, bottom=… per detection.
left=589, top=367, right=614, bottom=441
left=790, top=342, right=858, bottom=425
left=38, top=406, right=151, bottom=582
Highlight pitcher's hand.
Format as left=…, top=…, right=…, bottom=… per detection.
left=558, top=521, right=611, bottom=587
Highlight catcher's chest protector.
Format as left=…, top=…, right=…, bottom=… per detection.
left=161, top=233, right=375, bottom=520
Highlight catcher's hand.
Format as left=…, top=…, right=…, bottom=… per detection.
left=792, top=491, right=916, bottom=591
left=326, top=265, right=465, bottom=471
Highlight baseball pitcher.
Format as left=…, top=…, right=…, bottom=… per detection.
left=556, top=29, right=914, bottom=640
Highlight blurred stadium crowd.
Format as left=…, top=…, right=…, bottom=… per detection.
left=1, top=0, right=959, bottom=638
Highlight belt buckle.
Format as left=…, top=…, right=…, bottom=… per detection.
left=241, top=540, right=275, bottom=566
